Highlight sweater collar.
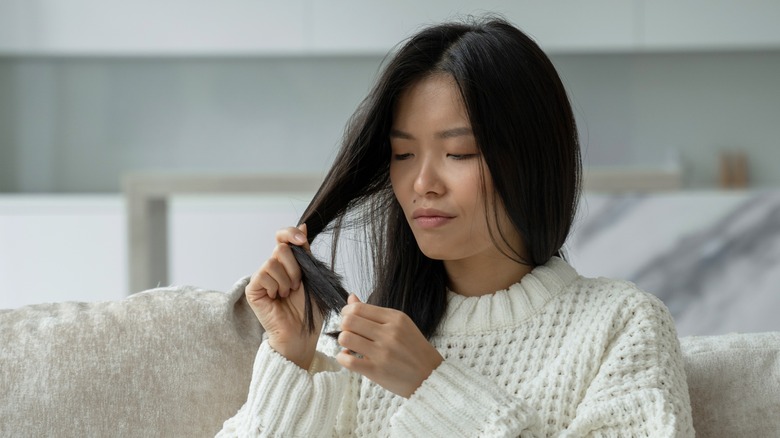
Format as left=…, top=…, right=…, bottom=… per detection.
left=435, top=256, right=579, bottom=336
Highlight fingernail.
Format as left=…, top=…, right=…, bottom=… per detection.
left=294, top=233, right=306, bottom=243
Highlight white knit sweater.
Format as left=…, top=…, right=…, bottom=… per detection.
left=217, top=257, right=694, bottom=437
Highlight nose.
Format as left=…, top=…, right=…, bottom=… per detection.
left=413, top=157, right=445, bottom=197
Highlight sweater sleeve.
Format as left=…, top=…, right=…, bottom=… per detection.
left=389, top=357, right=543, bottom=437
left=390, top=292, right=694, bottom=438
left=560, top=293, right=694, bottom=437
left=215, top=341, right=353, bottom=438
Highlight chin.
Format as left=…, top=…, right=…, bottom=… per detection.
left=415, top=244, right=452, bottom=261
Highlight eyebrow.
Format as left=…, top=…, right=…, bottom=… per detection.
left=389, top=127, right=473, bottom=140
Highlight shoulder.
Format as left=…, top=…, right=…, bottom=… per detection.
left=571, top=275, right=666, bottom=307
left=545, top=257, right=663, bottom=312
left=565, top=275, right=675, bottom=329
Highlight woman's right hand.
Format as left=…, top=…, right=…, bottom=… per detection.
left=246, top=224, right=321, bottom=370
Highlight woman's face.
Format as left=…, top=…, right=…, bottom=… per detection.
left=389, top=74, right=522, bottom=266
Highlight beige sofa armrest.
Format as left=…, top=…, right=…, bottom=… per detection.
left=681, top=332, right=780, bottom=438
left=0, top=276, right=262, bottom=437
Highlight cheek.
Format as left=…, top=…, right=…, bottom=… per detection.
left=460, top=166, right=488, bottom=208
left=389, top=165, right=407, bottom=208
left=389, top=166, right=399, bottom=194
left=464, top=168, right=493, bottom=231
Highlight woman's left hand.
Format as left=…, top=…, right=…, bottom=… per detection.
left=336, top=294, right=444, bottom=398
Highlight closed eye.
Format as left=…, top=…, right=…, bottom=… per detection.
left=393, top=153, right=413, bottom=161
left=447, top=153, right=478, bottom=160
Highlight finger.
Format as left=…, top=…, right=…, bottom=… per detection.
left=339, top=314, right=384, bottom=341
left=273, top=243, right=302, bottom=291
left=275, top=226, right=306, bottom=244
left=244, top=281, right=268, bottom=303
left=297, top=223, right=311, bottom=251
left=246, top=261, right=277, bottom=293
left=275, top=226, right=310, bottom=251
left=342, top=301, right=401, bottom=324
left=256, top=271, right=280, bottom=299
left=347, top=293, right=361, bottom=304
left=338, top=330, right=374, bottom=358
left=340, top=313, right=383, bottom=341
left=263, top=258, right=294, bottom=298
left=336, top=348, right=368, bottom=373
left=246, top=270, right=264, bottom=292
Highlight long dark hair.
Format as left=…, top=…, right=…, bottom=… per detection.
left=291, top=16, right=581, bottom=339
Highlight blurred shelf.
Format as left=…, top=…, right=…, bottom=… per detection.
left=584, top=167, right=683, bottom=193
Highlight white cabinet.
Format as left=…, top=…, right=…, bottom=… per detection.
left=640, top=0, right=780, bottom=51
left=0, top=196, right=127, bottom=308
left=1, top=0, right=637, bottom=55
left=0, top=0, right=308, bottom=55
left=308, top=0, right=636, bottom=54
left=0, top=194, right=309, bottom=308
left=1, top=1, right=778, bottom=55
left=504, top=1, right=636, bottom=52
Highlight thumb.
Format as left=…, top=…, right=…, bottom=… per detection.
left=348, top=293, right=361, bottom=304
left=296, top=223, right=311, bottom=251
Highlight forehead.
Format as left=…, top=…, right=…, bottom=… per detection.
left=393, top=74, right=469, bottom=127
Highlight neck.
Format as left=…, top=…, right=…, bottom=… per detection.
left=444, top=252, right=534, bottom=297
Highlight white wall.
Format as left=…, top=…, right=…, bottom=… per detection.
left=0, top=196, right=127, bottom=307
left=167, top=194, right=312, bottom=294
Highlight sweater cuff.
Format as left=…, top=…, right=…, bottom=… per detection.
left=308, top=350, right=341, bottom=374
left=242, top=341, right=348, bottom=436
left=390, top=359, right=538, bottom=437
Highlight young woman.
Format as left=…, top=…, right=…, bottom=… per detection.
left=218, top=17, right=694, bottom=437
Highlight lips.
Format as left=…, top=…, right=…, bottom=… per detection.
left=412, top=208, right=455, bottom=229
left=412, top=208, right=455, bottom=219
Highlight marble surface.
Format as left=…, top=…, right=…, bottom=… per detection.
left=567, top=190, right=780, bottom=337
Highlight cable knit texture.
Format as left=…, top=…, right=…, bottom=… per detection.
left=217, top=257, right=694, bottom=437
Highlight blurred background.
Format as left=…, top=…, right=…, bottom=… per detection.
left=1, top=1, right=778, bottom=336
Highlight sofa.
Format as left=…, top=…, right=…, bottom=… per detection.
left=2, top=278, right=778, bottom=437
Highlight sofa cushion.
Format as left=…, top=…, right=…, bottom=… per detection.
left=681, top=331, right=780, bottom=437
left=0, top=276, right=261, bottom=437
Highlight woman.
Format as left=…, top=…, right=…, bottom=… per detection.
left=218, top=17, right=694, bottom=437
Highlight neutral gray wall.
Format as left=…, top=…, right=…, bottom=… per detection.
left=552, top=51, right=780, bottom=188
left=0, top=61, right=15, bottom=190
left=0, top=56, right=382, bottom=192
left=1, top=51, right=779, bottom=192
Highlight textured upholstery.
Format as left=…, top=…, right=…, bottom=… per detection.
left=681, top=331, right=780, bottom=437
left=0, top=277, right=260, bottom=437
